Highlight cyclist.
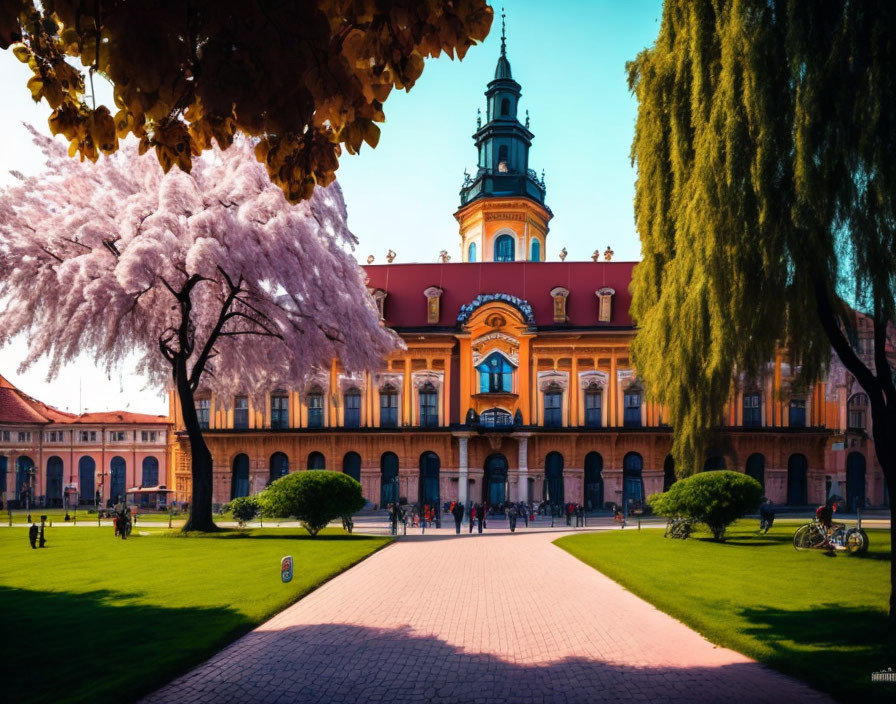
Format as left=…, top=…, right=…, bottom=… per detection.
left=816, top=495, right=843, bottom=551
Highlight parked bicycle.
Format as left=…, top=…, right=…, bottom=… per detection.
left=792, top=519, right=868, bottom=555
left=664, top=516, right=695, bottom=540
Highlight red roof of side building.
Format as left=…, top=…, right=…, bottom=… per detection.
left=362, top=261, right=637, bottom=329
left=0, top=374, right=167, bottom=426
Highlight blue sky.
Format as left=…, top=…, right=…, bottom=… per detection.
left=0, top=1, right=663, bottom=413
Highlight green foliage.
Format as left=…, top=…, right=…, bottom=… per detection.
left=627, top=1, right=896, bottom=475
left=648, top=471, right=762, bottom=541
left=261, top=471, right=365, bottom=537
left=223, top=496, right=261, bottom=527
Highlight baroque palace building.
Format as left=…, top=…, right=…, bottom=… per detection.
left=170, top=38, right=888, bottom=513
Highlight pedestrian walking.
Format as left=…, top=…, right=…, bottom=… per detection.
left=469, top=504, right=476, bottom=533
left=508, top=504, right=518, bottom=533
left=452, top=501, right=464, bottom=534
left=477, top=503, right=484, bottom=534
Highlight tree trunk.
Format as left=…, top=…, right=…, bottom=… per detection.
left=175, top=361, right=218, bottom=533
left=869, top=403, right=896, bottom=623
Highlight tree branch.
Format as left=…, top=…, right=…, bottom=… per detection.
left=874, top=300, right=896, bottom=401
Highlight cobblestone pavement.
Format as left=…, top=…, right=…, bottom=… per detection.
left=143, top=526, right=832, bottom=704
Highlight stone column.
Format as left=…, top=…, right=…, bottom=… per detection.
left=458, top=435, right=469, bottom=507
left=515, top=433, right=530, bottom=503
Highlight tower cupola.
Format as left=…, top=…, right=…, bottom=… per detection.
left=455, top=12, right=552, bottom=263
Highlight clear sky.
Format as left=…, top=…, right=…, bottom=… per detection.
left=0, top=0, right=663, bottom=415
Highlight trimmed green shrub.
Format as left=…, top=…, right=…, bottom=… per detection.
left=222, top=496, right=261, bottom=527
left=261, top=470, right=365, bottom=537
left=648, top=470, right=762, bottom=541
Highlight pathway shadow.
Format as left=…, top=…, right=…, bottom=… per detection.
left=0, top=585, right=252, bottom=704
left=141, top=622, right=838, bottom=704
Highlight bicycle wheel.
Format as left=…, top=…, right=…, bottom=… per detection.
left=845, top=528, right=869, bottom=556
left=793, top=524, right=814, bottom=551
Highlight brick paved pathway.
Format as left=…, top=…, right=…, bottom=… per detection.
left=143, top=527, right=831, bottom=704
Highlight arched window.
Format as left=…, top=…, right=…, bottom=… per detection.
left=786, top=454, right=808, bottom=505
left=419, top=452, right=440, bottom=507
left=479, top=408, right=513, bottom=428
left=663, top=455, right=676, bottom=491
left=623, top=388, right=642, bottom=428
left=142, top=456, right=159, bottom=487
left=344, top=388, right=361, bottom=428
left=746, top=453, right=765, bottom=490
left=543, top=384, right=562, bottom=428
left=848, top=393, right=868, bottom=430
left=584, top=383, right=602, bottom=428
left=544, top=452, right=564, bottom=505
left=16, top=456, right=35, bottom=504
left=343, top=452, right=362, bottom=483
left=307, top=387, right=324, bottom=428
left=622, top=453, right=644, bottom=504
left=494, top=234, right=515, bottom=262
left=743, top=392, right=761, bottom=427
left=46, top=456, right=64, bottom=507
left=78, top=456, right=95, bottom=504
left=584, top=452, right=603, bottom=510
left=269, top=452, right=289, bottom=484
left=500, top=98, right=510, bottom=116
left=379, top=384, right=398, bottom=428
left=468, top=242, right=477, bottom=262
left=703, top=455, right=726, bottom=471
left=497, top=145, right=509, bottom=173
left=231, top=454, right=250, bottom=499
left=846, top=452, right=866, bottom=512
left=110, top=456, right=126, bottom=504
left=477, top=352, right=515, bottom=393
left=530, top=239, right=541, bottom=262
left=789, top=397, right=806, bottom=427
left=380, top=452, right=399, bottom=506
left=307, top=451, right=326, bottom=470
left=419, top=383, right=439, bottom=427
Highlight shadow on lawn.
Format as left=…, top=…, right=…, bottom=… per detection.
left=738, top=603, right=896, bottom=702
left=0, top=585, right=252, bottom=704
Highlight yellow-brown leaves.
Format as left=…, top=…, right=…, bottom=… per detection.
left=6, top=0, right=493, bottom=202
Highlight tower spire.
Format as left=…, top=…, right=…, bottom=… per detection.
left=500, top=7, right=506, bottom=57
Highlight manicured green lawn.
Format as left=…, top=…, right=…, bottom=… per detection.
left=3, top=509, right=233, bottom=524
left=1, top=526, right=391, bottom=704
left=556, top=521, right=895, bottom=703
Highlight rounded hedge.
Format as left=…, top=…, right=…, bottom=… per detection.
left=648, top=470, right=762, bottom=541
left=223, top=496, right=261, bottom=527
left=261, top=470, right=365, bottom=537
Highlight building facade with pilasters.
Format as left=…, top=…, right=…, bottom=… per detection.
left=169, top=39, right=888, bottom=513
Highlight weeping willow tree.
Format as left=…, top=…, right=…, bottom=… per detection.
left=629, top=1, right=896, bottom=618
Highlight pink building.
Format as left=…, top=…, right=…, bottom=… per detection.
left=0, top=374, right=170, bottom=509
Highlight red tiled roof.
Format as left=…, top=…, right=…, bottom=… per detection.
left=0, top=374, right=167, bottom=426
left=362, top=261, right=636, bottom=329
left=72, top=411, right=169, bottom=425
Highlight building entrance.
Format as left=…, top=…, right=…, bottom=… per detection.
left=483, top=454, right=508, bottom=506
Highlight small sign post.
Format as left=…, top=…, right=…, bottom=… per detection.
left=280, top=555, right=293, bottom=583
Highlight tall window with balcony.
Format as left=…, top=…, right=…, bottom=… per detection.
left=477, top=352, right=515, bottom=393
left=623, top=389, right=642, bottom=428
left=379, top=385, right=398, bottom=428
left=233, top=396, right=249, bottom=429
left=789, top=398, right=806, bottom=427
left=196, top=398, right=210, bottom=429
left=271, top=393, right=289, bottom=429
left=848, top=393, right=868, bottom=430
left=543, top=385, right=562, bottom=428
left=344, top=389, right=361, bottom=428
left=743, top=392, right=761, bottom=427
left=494, top=234, right=515, bottom=262
left=584, top=384, right=602, bottom=428
left=307, top=389, right=324, bottom=428
left=419, top=383, right=439, bottom=427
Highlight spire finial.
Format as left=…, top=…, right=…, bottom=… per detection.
left=501, top=7, right=506, bottom=57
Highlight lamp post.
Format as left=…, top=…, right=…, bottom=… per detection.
left=96, top=469, right=109, bottom=522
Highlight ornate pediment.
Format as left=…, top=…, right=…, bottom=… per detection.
left=537, top=370, right=569, bottom=392
left=579, top=370, right=609, bottom=390
left=412, top=370, right=444, bottom=389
